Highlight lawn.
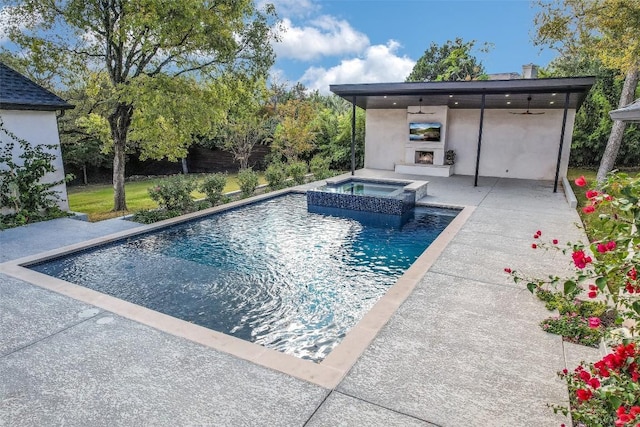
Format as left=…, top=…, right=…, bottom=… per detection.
left=68, top=173, right=266, bottom=222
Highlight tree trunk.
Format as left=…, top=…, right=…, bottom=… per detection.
left=82, top=164, right=87, bottom=185
left=109, top=103, right=133, bottom=211
left=181, top=157, right=189, bottom=174
left=596, top=66, right=639, bottom=183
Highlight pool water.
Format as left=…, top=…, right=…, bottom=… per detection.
left=30, top=194, right=457, bottom=362
left=320, top=180, right=405, bottom=197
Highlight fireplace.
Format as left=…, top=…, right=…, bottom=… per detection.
left=415, top=151, right=434, bottom=165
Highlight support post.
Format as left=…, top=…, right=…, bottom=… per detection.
left=553, top=92, right=571, bottom=192
left=351, top=96, right=356, bottom=176
left=474, top=94, right=486, bottom=187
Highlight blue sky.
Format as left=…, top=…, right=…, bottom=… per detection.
left=267, top=0, right=558, bottom=93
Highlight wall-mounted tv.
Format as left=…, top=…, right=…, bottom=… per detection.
left=410, top=122, right=441, bottom=142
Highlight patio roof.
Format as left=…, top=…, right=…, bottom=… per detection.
left=609, top=98, right=640, bottom=122
left=330, top=77, right=596, bottom=111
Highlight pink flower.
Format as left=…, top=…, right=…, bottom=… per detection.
left=531, top=243, right=537, bottom=249
left=604, top=194, right=613, bottom=201
left=586, top=189, right=599, bottom=199
left=588, top=317, right=601, bottom=328
left=575, top=176, right=587, bottom=187
left=597, top=243, right=608, bottom=253
left=552, top=239, right=558, bottom=244
left=536, top=230, right=542, bottom=236
left=607, top=241, right=617, bottom=251
left=576, top=388, right=592, bottom=401
left=582, top=205, right=595, bottom=214
left=572, top=250, right=591, bottom=269
left=588, top=290, right=597, bottom=299
left=504, top=267, right=512, bottom=273
left=579, top=370, right=591, bottom=382
left=588, top=377, right=601, bottom=389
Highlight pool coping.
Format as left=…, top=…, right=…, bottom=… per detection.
left=0, top=188, right=473, bottom=389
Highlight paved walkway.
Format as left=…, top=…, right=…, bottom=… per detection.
left=0, top=172, right=602, bottom=426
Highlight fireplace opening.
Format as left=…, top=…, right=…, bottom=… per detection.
left=415, top=151, right=434, bottom=165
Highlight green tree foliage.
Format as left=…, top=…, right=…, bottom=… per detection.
left=2, top=1, right=277, bottom=211
left=534, top=0, right=640, bottom=181
left=545, top=55, right=639, bottom=167
left=406, top=38, right=490, bottom=82
left=219, top=78, right=272, bottom=170
left=272, top=98, right=318, bottom=161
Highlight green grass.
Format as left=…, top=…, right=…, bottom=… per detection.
left=567, top=167, right=604, bottom=242
left=68, top=173, right=266, bottom=222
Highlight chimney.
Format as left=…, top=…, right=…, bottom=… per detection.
left=522, top=63, right=539, bottom=79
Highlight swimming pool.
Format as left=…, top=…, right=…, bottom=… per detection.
left=29, top=194, right=458, bottom=362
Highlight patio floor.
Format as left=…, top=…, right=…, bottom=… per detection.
left=0, top=170, right=603, bottom=426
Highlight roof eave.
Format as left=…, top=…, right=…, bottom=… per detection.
left=0, top=102, right=75, bottom=111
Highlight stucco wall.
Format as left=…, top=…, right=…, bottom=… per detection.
left=365, top=109, right=406, bottom=170
left=0, top=109, right=70, bottom=211
left=365, top=106, right=576, bottom=181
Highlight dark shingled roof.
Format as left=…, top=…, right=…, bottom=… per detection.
left=0, top=62, right=73, bottom=111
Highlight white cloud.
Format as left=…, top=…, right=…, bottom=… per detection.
left=274, top=16, right=369, bottom=61
left=300, top=40, right=415, bottom=94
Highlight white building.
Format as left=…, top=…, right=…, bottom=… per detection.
left=0, top=62, right=74, bottom=211
left=330, top=75, right=595, bottom=192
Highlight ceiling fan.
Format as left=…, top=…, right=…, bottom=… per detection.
left=509, top=95, right=545, bottom=115
left=407, top=97, right=434, bottom=115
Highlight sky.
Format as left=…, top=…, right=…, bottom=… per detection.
left=266, top=0, right=558, bottom=93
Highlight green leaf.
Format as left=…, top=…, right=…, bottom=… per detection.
left=596, top=277, right=607, bottom=291
left=563, top=280, right=576, bottom=295
left=527, top=282, right=537, bottom=294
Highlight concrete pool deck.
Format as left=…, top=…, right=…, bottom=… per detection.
left=0, top=171, right=603, bottom=426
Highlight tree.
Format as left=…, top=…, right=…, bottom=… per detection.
left=220, top=79, right=271, bottom=170
left=406, top=38, right=490, bottom=82
left=2, top=1, right=276, bottom=210
left=271, top=99, right=318, bottom=162
left=545, top=54, right=640, bottom=168
left=534, top=0, right=640, bottom=183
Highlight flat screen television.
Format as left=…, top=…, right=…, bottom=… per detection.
left=410, top=122, right=441, bottom=142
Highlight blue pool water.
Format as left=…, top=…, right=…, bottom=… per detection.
left=318, top=180, right=406, bottom=197
left=30, top=194, right=457, bottom=361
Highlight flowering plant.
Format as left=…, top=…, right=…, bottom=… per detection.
left=555, top=343, right=640, bottom=426
left=506, top=172, right=640, bottom=424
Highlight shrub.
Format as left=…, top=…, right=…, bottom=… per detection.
left=148, top=175, right=195, bottom=211
left=287, top=161, right=307, bottom=185
left=131, top=209, right=183, bottom=224
left=541, top=313, right=604, bottom=347
left=199, top=173, right=227, bottom=206
left=0, top=118, right=68, bottom=217
left=265, top=161, right=287, bottom=190
left=309, top=155, right=332, bottom=180
left=237, top=167, right=259, bottom=198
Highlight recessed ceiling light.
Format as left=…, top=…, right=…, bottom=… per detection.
left=454, top=101, right=459, bottom=105
left=449, top=94, right=453, bottom=98
left=505, top=94, right=510, bottom=97
left=506, top=101, right=511, bottom=105
left=552, top=93, right=557, bottom=96
left=550, top=101, right=555, bottom=105
left=383, top=95, right=387, bottom=98
left=393, top=102, right=396, bottom=105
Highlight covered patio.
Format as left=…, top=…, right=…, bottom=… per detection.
left=331, top=77, right=594, bottom=192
